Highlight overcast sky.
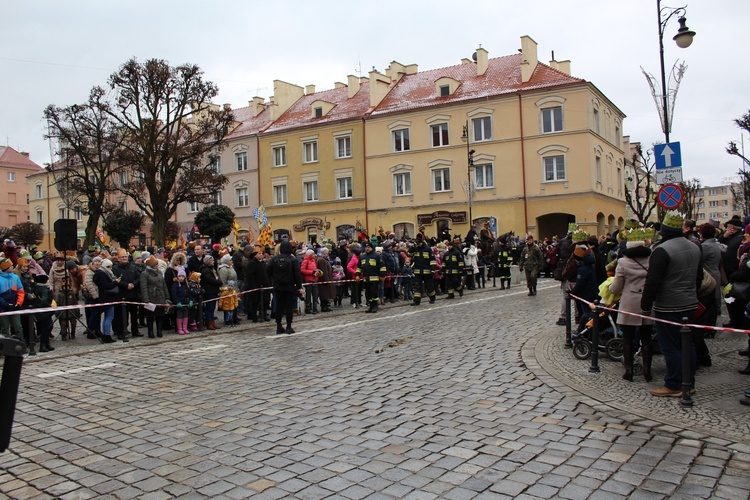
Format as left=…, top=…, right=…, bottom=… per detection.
left=2, top=0, right=748, bottom=187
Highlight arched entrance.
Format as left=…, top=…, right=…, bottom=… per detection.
left=537, top=212, right=575, bottom=240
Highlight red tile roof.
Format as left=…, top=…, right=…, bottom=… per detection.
left=264, top=81, right=372, bottom=134
left=0, top=146, right=44, bottom=171
left=371, top=54, right=585, bottom=116
left=224, top=105, right=273, bottom=140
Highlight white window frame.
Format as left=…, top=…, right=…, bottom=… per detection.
left=336, top=176, right=353, bottom=199
left=119, top=200, right=128, bottom=211
left=593, top=108, right=600, bottom=135
left=472, top=116, right=492, bottom=142
left=474, top=163, right=494, bottom=189
left=35, top=184, right=43, bottom=199
left=303, top=180, right=319, bottom=203
left=209, top=156, right=222, bottom=174
left=273, top=184, right=288, bottom=205
left=236, top=188, right=249, bottom=208
left=74, top=206, right=83, bottom=221
left=58, top=207, right=66, bottom=220
left=393, top=128, right=410, bottom=152
left=431, top=167, right=451, bottom=192
left=393, top=172, right=412, bottom=196
left=335, top=135, right=352, bottom=159
left=7, top=172, right=15, bottom=182
left=543, top=155, right=566, bottom=182
left=272, top=145, right=287, bottom=167
left=430, top=123, right=449, bottom=147
left=188, top=201, right=200, bottom=213
left=303, top=141, right=318, bottom=163
left=235, top=151, right=248, bottom=172
left=36, top=211, right=43, bottom=224
left=210, top=192, right=222, bottom=206
left=542, top=106, right=564, bottom=133
left=596, top=156, right=602, bottom=184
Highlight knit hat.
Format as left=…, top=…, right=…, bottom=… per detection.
left=189, top=271, right=201, bottom=282
left=102, top=259, right=113, bottom=268
left=334, top=257, right=341, bottom=264
left=660, top=210, right=684, bottom=235
left=3, top=240, right=15, bottom=248
left=745, top=224, right=750, bottom=236
left=573, top=245, right=588, bottom=259
left=279, top=241, right=294, bottom=255
left=203, top=255, right=214, bottom=264
left=93, top=256, right=103, bottom=263
left=35, top=274, right=48, bottom=283
left=146, top=255, right=157, bottom=267
left=305, top=249, right=315, bottom=256
left=33, top=251, right=44, bottom=260
left=220, top=254, right=231, bottom=264
left=177, top=267, right=186, bottom=277
left=65, top=259, right=78, bottom=271
left=365, top=240, right=375, bottom=249
left=140, top=251, right=151, bottom=262
left=17, top=257, right=28, bottom=267
left=212, top=243, right=221, bottom=251
left=132, top=250, right=142, bottom=259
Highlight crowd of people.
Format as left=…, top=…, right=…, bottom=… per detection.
left=550, top=212, right=750, bottom=405
left=2, top=213, right=749, bottom=406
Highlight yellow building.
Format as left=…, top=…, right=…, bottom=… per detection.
left=364, top=36, right=626, bottom=241
left=258, top=77, right=371, bottom=244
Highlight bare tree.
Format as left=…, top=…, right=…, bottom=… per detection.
left=726, top=110, right=750, bottom=216
left=44, top=87, right=125, bottom=247
left=624, top=144, right=658, bottom=224
left=680, top=178, right=702, bottom=220
left=107, top=58, right=234, bottom=246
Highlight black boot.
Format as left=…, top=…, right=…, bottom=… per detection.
left=147, top=317, right=155, bottom=338
left=641, top=341, right=653, bottom=382
left=412, top=297, right=421, bottom=306
left=446, top=293, right=454, bottom=299
left=740, top=359, right=750, bottom=375
left=429, top=295, right=436, bottom=304
left=156, top=320, right=163, bottom=338
left=622, top=343, right=634, bottom=381
left=276, top=323, right=285, bottom=335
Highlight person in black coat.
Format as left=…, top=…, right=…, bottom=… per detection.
left=200, top=255, right=223, bottom=330
left=586, top=235, right=608, bottom=286
left=267, top=241, right=303, bottom=335
left=554, top=233, right=574, bottom=325
left=245, top=245, right=270, bottom=322
left=571, top=252, right=598, bottom=334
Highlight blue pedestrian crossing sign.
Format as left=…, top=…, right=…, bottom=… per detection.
left=654, top=142, right=682, bottom=169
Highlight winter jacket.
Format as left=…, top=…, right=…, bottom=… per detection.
left=571, top=253, right=598, bottom=304
left=609, top=246, right=653, bottom=326
left=641, top=233, right=702, bottom=314
left=200, top=264, right=223, bottom=295
left=93, top=268, right=119, bottom=302
left=0, top=271, right=25, bottom=310
left=171, top=281, right=189, bottom=305
left=84, top=265, right=99, bottom=300
left=140, top=266, right=170, bottom=305
left=316, top=255, right=335, bottom=301
left=218, top=263, right=238, bottom=287
left=300, top=255, right=319, bottom=283
left=245, top=257, right=270, bottom=291
left=357, top=250, right=386, bottom=282
left=112, top=261, right=141, bottom=300
left=346, top=253, right=359, bottom=279
left=554, top=237, right=573, bottom=281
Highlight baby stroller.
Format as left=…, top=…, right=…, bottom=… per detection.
left=571, top=306, right=623, bottom=362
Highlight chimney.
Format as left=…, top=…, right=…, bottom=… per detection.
left=404, top=64, right=418, bottom=75
left=461, top=58, right=472, bottom=65
left=334, top=81, right=346, bottom=89
left=223, top=103, right=232, bottom=111
left=475, top=47, right=488, bottom=76
left=520, top=35, right=538, bottom=83
left=368, top=69, right=391, bottom=108
left=557, top=60, right=571, bottom=75
left=20, top=152, right=30, bottom=158
left=270, top=80, right=304, bottom=121
left=305, top=84, right=316, bottom=95
left=250, top=96, right=265, bottom=117
left=347, top=74, right=360, bottom=98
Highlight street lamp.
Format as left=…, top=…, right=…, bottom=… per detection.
left=461, top=122, right=476, bottom=230
left=655, top=0, right=696, bottom=143
left=727, top=141, right=750, bottom=215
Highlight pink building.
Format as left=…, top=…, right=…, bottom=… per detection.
left=0, top=147, right=44, bottom=227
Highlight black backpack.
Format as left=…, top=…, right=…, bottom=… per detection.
left=272, top=255, right=294, bottom=286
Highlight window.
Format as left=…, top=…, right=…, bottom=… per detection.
left=432, top=168, right=451, bottom=192
left=335, top=136, right=351, bottom=159
left=209, top=192, right=222, bottom=206
left=236, top=188, right=249, bottom=207
left=272, top=145, right=286, bottom=167
left=472, top=117, right=492, bottom=142
left=7, top=172, right=15, bottom=182
left=544, top=155, right=566, bottom=181
left=59, top=208, right=66, bottom=220
left=393, top=172, right=411, bottom=196
left=117, top=171, right=128, bottom=187
left=615, top=125, right=621, bottom=147
left=303, top=141, right=318, bottom=163
left=337, top=177, right=353, bottom=199
left=709, top=200, right=718, bottom=207
left=235, top=152, right=248, bottom=171
left=393, top=129, right=410, bottom=152
left=475, top=164, right=494, bottom=188
left=439, top=85, right=450, bottom=97
left=35, top=184, right=43, bottom=199
left=596, top=157, right=602, bottom=183
left=593, top=108, right=600, bottom=135
left=314, top=107, right=323, bottom=118
left=722, top=200, right=729, bottom=206
left=273, top=185, right=288, bottom=205
left=431, top=123, right=449, bottom=147
left=36, top=211, right=43, bottom=224
left=188, top=201, right=200, bottom=213
left=709, top=189, right=718, bottom=196
left=303, top=181, right=319, bottom=202
left=74, top=206, right=83, bottom=221
left=119, top=200, right=127, bottom=211
left=542, top=106, right=563, bottom=133
left=722, top=187, right=728, bottom=195
left=210, top=156, right=222, bottom=174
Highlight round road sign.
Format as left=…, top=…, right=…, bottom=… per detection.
left=657, top=183, right=684, bottom=210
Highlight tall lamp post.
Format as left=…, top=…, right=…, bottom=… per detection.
left=727, top=141, right=750, bottom=216
left=655, top=0, right=696, bottom=143
left=461, top=122, right=476, bottom=230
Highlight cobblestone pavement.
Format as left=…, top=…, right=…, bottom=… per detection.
left=1, top=279, right=749, bottom=499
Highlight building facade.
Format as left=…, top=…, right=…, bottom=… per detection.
left=0, top=147, right=43, bottom=228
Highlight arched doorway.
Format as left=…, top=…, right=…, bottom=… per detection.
left=537, top=212, right=575, bottom=240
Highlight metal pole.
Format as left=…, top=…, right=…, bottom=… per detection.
left=589, top=302, right=600, bottom=373
left=564, top=294, right=572, bottom=348
left=657, top=0, right=670, bottom=143
left=680, top=317, right=693, bottom=407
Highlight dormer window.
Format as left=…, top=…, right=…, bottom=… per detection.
left=439, top=85, right=450, bottom=97
left=314, top=107, right=323, bottom=118
left=310, top=100, right=335, bottom=118
left=435, top=77, right=460, bottom=97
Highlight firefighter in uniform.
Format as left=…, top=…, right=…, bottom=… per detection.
left=356, top=241, right=386, bottom=313
left=410, top=233, right=436, bottom=305
left=443, top=237, right=465, bottom=299
left=495, top=235, right=513, bottom=289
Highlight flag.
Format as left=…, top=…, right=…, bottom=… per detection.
left=257, top=224, right=272, bottom=246
left=253, top=205, right=268, bottom=227
left=247, top=226, right=255, bottom=244
left=232, top=219, right=241, bottom=237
